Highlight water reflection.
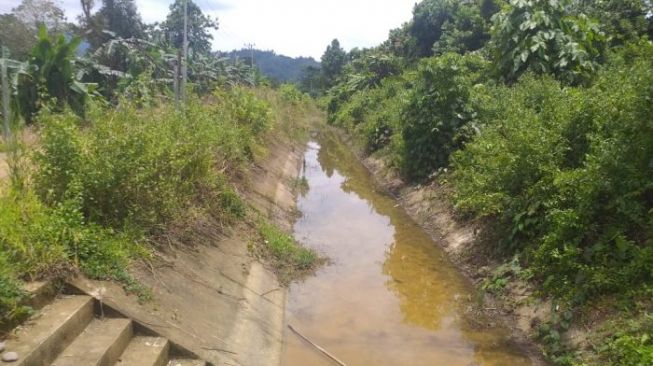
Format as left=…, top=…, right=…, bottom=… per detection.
left=282, top=132, right=532, bottom=366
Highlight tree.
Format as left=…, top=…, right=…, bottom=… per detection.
left=15, top=27, right=89, bottom=124
left=161, top=0, right=219, bottom=55
left=299, top=65, right=325, bottom=97
left=320, top=39, right=347, bottom=87
left=0, top=14, right=35, bottom=60
left=433, top=1, right=494, bottom=55
left=400, top=53, right=488, bottom=180
left=571, top=0, right=653, bottom=45
left=382, top=24, right=416, bottom=58
left=11, top=0, right=66, bottom=32
left=97, top=0, right=144, bottom=39
left=491, top=0, right=605, bottom=84
left=409, top=0, right=456, bottom=57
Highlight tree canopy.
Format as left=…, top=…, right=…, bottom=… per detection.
left=320, top=39, right=347, bottom=87
left=161, top=0, right=219, bottom=55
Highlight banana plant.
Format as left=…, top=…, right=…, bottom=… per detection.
left=15, top=26, right=95, bottom=124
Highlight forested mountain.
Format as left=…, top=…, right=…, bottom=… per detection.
left=221, top=49, right=319, bottom=83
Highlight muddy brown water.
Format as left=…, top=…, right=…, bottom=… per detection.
left=281, top=133, right=532, bottom=366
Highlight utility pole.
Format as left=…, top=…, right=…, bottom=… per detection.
left=244, top=43, right=255, bottom=68
left=181, top=0, right=189, bottom=105
left=1, top=47, right=10, bottom=140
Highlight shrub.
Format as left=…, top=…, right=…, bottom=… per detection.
left=278, top=83, right=308, bottom=104
left=452, top=44, right=653, bottom=301
left=0, top=189, right=141, bottom=325
left=212, top=87, right=272, bottom=136
left=34, top=91, right=263, bottom=232
left=400, top=52, right=488, bottom=180
left=490, top=0, right=605, bottom=84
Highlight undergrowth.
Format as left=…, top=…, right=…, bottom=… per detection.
left=1, top=85, right=313, bottom=326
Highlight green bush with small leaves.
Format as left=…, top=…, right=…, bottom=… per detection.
left=400, top=52, right=488, bottom=180
left=452, top=43, right=653, bottom=302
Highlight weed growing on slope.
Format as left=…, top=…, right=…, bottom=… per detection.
left=257, top=222, right=319, bottom=284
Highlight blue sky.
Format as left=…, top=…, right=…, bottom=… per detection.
left=0, top=0, right=416, bottom=59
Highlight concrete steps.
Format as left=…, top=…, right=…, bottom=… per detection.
left=117, top=337, right=169, bottom=366
left=1, top=293, right=207, bottom=366
left=166, top=360, right=207, bottom=366
left=52, top=318, right=132, bottom=366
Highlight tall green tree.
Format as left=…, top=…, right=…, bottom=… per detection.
left=572, top=0, right=653, bottom=44
left=433, top=0, right=495, bottom=55
left=320, top=39, right=347, bottom=87
left=97, top=0, right=144, bottom=39
left=409, top=0, right=456, bottom=57
left=0, top=14, right=35, bottom=60
left=161, top=0, right=219, bottom=55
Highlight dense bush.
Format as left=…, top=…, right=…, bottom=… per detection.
left=399, top=52, right=488, bottom=180
left=452, top=45, right=653, bottom=302
left=490, top=0, right=605, bottom=84
left=0, top=189, right=140, bottom=326
left=34, top=92, right=264, bottom=231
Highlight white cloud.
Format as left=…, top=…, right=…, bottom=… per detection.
left=0, top=0, right=416, bottom=59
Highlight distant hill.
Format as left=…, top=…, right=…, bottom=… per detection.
left=221, top=49, right=319, bottom=83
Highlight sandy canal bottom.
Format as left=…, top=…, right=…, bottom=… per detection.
left=281, top=132, right=531, bottom=366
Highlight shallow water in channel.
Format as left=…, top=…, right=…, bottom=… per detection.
left=281, top=132, right=531, bottom=366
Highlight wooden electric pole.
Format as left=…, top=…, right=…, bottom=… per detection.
left=1, top=47, right=10, bottom=140
left=244, top=43, right=256, bottom=67
left=181, top=0, right=189, bottom=105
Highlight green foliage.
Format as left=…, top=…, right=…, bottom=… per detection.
left=278, top=83, right=308, bottom=104
left=34, top=94, right=262, bottom=231
left=96, top=0, right=145, bottom=40
left=213, top=87, right=272, bottom=137
left=409, top=0, right=457, bottom=57
left=160, top=0, right=219, bottom=54
left=571, top=0, right=653, bottom=45
left=599, top=314, right=653, bottom=366
left=0, top=254, right=30, bottom=328
left=15, top=26, right=91, bottom=124
left=320, top=39, right=348, bottom=88
left=0, top=189, right=142, bottom=325
left=331, top=76, right=408, bottom=154
left=0, top=14, right=36, bottom=60
left=490, top=0, right=605, bottom=84
left=433, top=0, right=496, bottom=55
left=11, top=0, right=67, bottom=32
left=400, top=53, right=488, bottom=180
left=258, top=222, right=318, bottom=284
left=452, top=44, right=653, bottom=302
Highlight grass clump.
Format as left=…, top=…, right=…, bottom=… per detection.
left=0, top=188, right=143, bottom=326
left=258, top=222, right=319, bottom=284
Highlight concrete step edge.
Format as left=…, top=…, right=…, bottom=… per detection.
left=51, top=317, right=133, bottom=366
left=117, top=336, right=170, bottom=366
left=1, top=295, right=94, bottom=366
